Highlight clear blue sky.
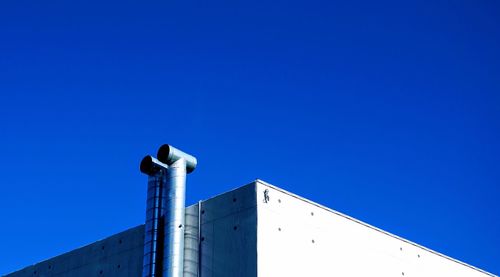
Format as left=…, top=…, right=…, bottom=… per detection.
left=0, top=0, right=499, bottom=275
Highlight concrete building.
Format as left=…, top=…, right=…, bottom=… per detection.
left=5, top=180, right=496, bottom=277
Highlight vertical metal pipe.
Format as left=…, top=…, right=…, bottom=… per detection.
left=140, top=156, right=169, bottom=277
left=143, top=171, right=165, bottom=277
left=162, top=158, right=187, bottom=277
left=141, top=145, right=197, bottom=277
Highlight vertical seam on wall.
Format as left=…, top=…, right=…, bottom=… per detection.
left=198, top=200, right=202, bottom=277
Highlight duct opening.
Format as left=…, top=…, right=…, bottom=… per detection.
left=157, top=144, right=197, bottom=173
left=140, top=156, right=168, bottom=175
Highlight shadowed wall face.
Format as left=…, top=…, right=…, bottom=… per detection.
left=5, top=225, right=145, bottom=277
left=5, top=183, right=259, bottom=277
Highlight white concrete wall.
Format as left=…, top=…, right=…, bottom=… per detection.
left=256, top=180, right=495, bottom=277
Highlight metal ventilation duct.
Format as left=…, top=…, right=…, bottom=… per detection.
left=157, top=144, right=197, bottom=173
left=140, top=156, right=168, bottom=277
left=140, top=145, right=197, bottom=277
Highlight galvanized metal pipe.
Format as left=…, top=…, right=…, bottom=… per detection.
left=162, top=158, right=187, bottom=277
left=141, top=155, right=169, bottom=175
left=140, top=156, right=169, bottom=277
left=157, top=144, right=197, bottom=173
left=141, top=145, right=197, bottom=277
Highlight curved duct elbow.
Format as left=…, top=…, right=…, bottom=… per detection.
left=157, top=144, right=197, bottom=173
left=140, top=155, right=169, bottom=175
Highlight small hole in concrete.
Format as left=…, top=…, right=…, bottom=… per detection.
left=278, top=228, right=281, bottom=231
left=402, top=272, right=405, bottom=276
left=33, top=271, right=37, bottom=275
left=312, top=239, right=315, bottom=243
left=278, top=199, right=281, bottom=203
left=117, top=264, right=121, bottom=269
left=400, top=247, right=403, bottom=251
left=119, top=239, right=122, bottom=244
left=99, top=270, right=103, bottom=274
left=101, top=246, right=105, bottom=250
left=201, top=210, right=205, bottom=214
left=232, top=197, right=237, bottom=202
left=233, top=226, right=238, bottom=230
left=201, top=237, right=205, bottom=241
left=178, top=224, right=183, bottom=228
left=418, top=254, right=421, bottom=258
left=48, top=265, right=52, bottom=269
left=311, top=212, right=314, bottom=216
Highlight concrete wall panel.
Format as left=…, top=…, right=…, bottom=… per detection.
left=199, top=183, right=257, bottom=277
left=5, top=225, right=144, bottom=277
left=255, top=180, right=495, bottom=277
